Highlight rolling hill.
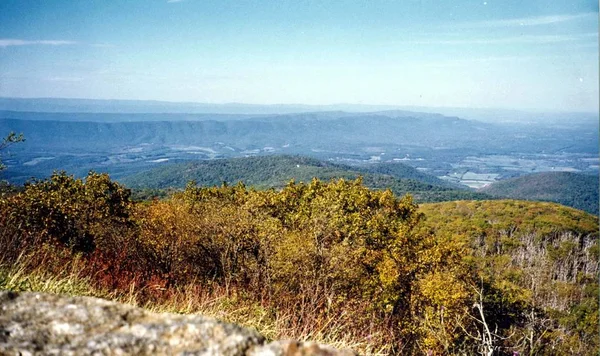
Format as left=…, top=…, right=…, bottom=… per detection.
left=480, top=171, right=598, bottom=215
left=119, top=155, right=491, bottom=203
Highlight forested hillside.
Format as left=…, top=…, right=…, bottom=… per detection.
left=120, top=155, right=489, bottom=203
left=420, top=200, right=598, bottom=354
left=481, top=171, right=599, bottom=215
left=0, top=172, right=596, bottom=355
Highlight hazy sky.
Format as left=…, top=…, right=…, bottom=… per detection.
left=0, top=0, right=598, bottom=111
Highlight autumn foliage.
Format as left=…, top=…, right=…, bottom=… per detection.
left=0, top=172, right=597, bottom=355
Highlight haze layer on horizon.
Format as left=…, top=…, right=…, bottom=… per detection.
left=0, top=0, right=598, bottom=112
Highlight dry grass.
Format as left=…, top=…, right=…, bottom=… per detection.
left=0, top=256, right=389, bottom=355
left=0, top=254, right=95, bottom=297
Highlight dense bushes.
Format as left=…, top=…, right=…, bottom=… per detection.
left=138, top=179, right=445, bottom=351
left=0, top=172, right=134, bottom=255
left=0, top=172, right=597, bottom=355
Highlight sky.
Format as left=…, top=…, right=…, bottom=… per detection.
left=0, top=0, right=598, bottom=112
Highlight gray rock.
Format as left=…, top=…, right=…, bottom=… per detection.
left=0, top=291, right=356, bottom=356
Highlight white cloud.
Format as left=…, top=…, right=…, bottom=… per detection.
left=458, top=13, right=596, bottom=28
left=0, top=39, right=76, bottom=48
left=417, top=54, right=580, bottom=68
left=406, top=33, right=597, bottom=45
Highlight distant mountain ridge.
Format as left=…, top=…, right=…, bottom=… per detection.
left=2, top=112, right=594, bottom=159
left=1, top=97, right=597, bottom=124
left=0, top=108, right=453, bottom=123
left=0, top=114, right=496, bottom=151
left=480, top=171, right=599, bottom=215
left=0, top=97, right=437, bottom=116
left=0, top=110, right=261, bottom=122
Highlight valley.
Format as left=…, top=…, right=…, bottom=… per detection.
left=1, top=107, right=597, bottom=191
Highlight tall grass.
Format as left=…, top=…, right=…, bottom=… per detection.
left=0, top=254, right=389, bottom=355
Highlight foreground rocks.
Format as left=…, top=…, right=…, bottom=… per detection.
left=0, top=291, right=356, bottom=355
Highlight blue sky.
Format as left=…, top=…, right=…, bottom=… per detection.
left=0, top=0, right=598, bottom=111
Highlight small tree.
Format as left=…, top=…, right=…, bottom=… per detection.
left=0, top=132, right=25, bottom=171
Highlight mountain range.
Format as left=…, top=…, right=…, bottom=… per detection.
left=1, top=97, right=597, bottom=125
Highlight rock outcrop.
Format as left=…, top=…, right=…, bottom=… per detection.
left=0, top=291, right=356, bottom=355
